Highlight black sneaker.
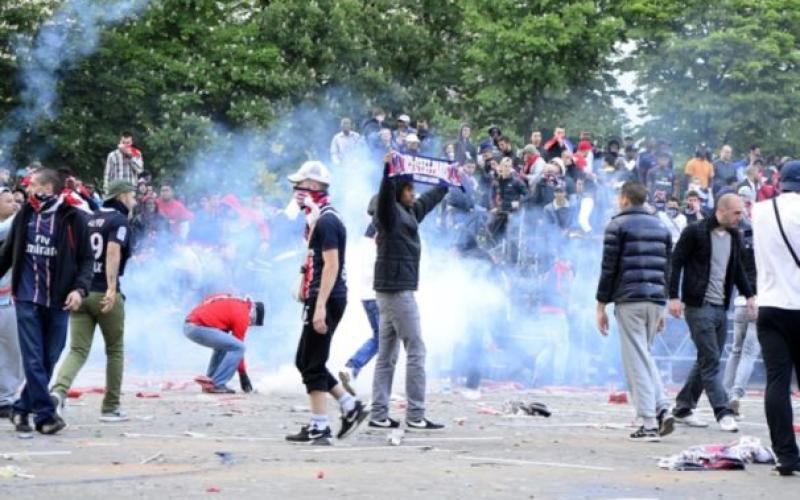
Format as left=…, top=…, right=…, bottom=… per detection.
left=774, top=462, right=800, bottom=476
left=0, top=404, right=11, bottom=420
left=337, top=400, right=369, bottom=439
left=36, top=415, right=67, bottom=435
left=406, top=418, right=445, bottom=431
left=629, top=426, right=661, bottom=442
left=206, top=385, right=235, bottom=394
left=285, top=425, right=333, bottom=446
left=10, top=412, right=32, bottom=433
left=657, top=408, right=675, bottom=437
left=368, top=417, right=400, bottom=429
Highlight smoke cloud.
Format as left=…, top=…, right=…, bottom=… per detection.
left=0, top=0, right=151, bottom=165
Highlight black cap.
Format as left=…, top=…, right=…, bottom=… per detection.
left=781, top=160, right=800, bottom=192
left=253, top=302, right=265, bottom=327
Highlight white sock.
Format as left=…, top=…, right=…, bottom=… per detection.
left=338, top=393, right=356, bottom=413
left=310, top=413, right=329, bottom=430
left=643, top=417, right=658, bottom=430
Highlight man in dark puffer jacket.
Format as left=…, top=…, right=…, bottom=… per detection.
left=369, top=159, right=448, bottom=431
left=596, top=181, right=675, bottom=442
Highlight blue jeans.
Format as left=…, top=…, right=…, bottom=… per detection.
left=675, top=304, right=732, bottom=419
left=345, top=300, right=380, bottom=376
left=723, top=305, right=761, bottom=400
left=183, top=323, right=244, bottom=387
left=13, top=301, right=69, bottom=424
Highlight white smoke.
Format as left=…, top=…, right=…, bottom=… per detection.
left=0, top=0, right=151, bottom=164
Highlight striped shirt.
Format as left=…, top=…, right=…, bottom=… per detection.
left=104, top=148, right=143, bottom=194
left=17, top=209, right=59, bottom=308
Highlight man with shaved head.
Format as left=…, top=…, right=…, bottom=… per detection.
left=668, top=193, right=756, bottom=433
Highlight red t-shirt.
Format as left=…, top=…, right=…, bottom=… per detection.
left=186, top=295, right=252, bottom=372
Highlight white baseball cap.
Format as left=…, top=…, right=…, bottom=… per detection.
left=398, top=114, right=411, bottom=123
left=288, top=161, right=332, bottom=185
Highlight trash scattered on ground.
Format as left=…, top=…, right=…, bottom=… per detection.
left=608, top=392, right=628, bottom=404
left=160, top=381, right=192, bottom=391
left=290, top=405, right=309, bottom=413
left=140, top=451, right=164, bottom=464
left=206, top=486, right=221, bottom=493
left=67, top=387, right=105, bottom=398
left=184, top=431, right=207, bottom=438
left=0, top=465, right=34, bottom=479
left=453, top=417, right=467, bottom=426
left=502, top=401, right=552, bottom=417
left=194, top=376, right=214, bottom=391
left=316, top=470, right=325, bottom=479
left=458, top=389, right=482, bottom=401
left=658, top=436, right=776, bottom=471
left=136, top=392, right=161, bottom=398
left=215, top=451, right=236, bottom=465
left=477, top=405, right=503, bottom=416
left=1, top=451, right=72, bottom=460
left=387, top=429, right=405, bottom=446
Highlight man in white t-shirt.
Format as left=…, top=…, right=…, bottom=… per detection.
left=752, top=160, right=800, bottom=476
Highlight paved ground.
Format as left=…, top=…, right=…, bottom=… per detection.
left=0, top=374, right=797, bottom=499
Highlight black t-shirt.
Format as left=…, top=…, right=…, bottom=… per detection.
left=88, top=207, right=132, bottom=293
left=306, top=209, right=347, bottom=299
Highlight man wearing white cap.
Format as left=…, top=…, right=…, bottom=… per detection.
left=405, top=133, right=421, bottom=155
left=284, top=161, right=368, bottom=446
left=393, top=114, right=415, bottom=145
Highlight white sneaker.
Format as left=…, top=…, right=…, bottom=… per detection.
left=99, top=409, right=129, bottom=423
left=718, top=415, right=739, bottom=432
left=338, top=368, right=356, bottom=397
left=675, top=413, right=709, bottom=428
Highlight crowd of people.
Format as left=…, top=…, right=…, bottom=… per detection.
left=0, top=112, right=798, bottom=471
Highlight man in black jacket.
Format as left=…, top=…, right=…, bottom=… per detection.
left=596, top=181, right=674, bottom=442
left=668, top=193, right=756, bottom=432
left=0, top=168, right=93, bottom=435
left=369, top=160, right=448, bottom=431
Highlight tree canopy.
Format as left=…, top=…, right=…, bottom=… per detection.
left=1, top=0, right=799, bottom=184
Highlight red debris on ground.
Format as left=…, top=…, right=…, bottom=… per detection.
left=608, top=392, right=629, bottom=404
left=160, top=380, right=192, bottom=391
left=67, top=387, right=106, bottom=398
left=194, top=375, right=214, bottom=391
left=477, top=406, right=503, bottom=416
left=135, top=392, right=161, bottom=398
left=316, top=470, right=325, bottom=479
left=206, top=487, right=221, bottom=493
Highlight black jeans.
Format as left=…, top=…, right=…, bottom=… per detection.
left=295, top=296, right=347, bottom=393
left=674, top=304, right=732, bottom=420
left=758, top=307, right=800, bottom=467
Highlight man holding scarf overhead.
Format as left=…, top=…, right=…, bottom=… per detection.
left=368, top=152, right=451, bottom=430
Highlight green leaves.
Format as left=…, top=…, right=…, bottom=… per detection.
left=624, top=0, right=800, bottom=155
